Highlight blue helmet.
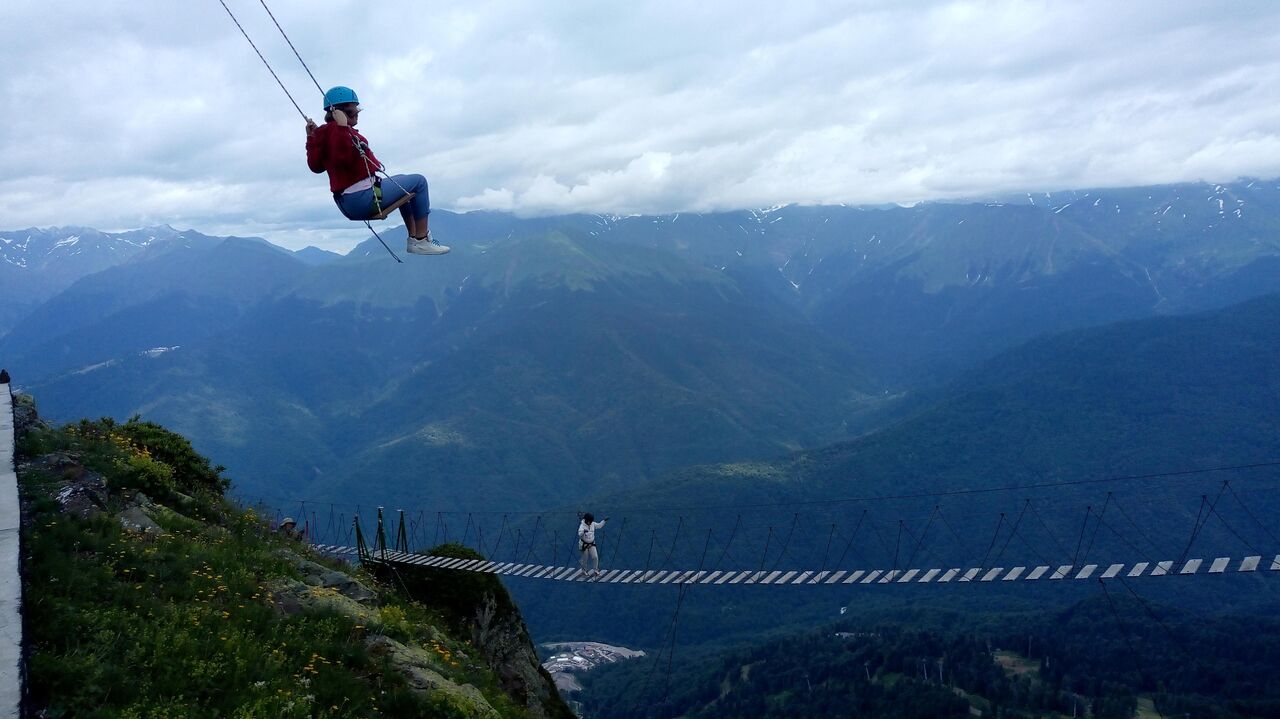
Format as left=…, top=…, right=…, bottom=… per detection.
left=323, top=86, right=359, bottom=110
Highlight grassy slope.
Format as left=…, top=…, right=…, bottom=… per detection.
left=17, top=412, right=568, bottom=718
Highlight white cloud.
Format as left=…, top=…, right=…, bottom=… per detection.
left=1, top=0, right=1279, bottom=251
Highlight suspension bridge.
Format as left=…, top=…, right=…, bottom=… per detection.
left=263, top=461, right=1280, bottom=590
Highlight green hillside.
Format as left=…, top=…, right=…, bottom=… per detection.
left=596, top=291, right=1280, bottom=518
left=15, top=397, right=571, bottom=719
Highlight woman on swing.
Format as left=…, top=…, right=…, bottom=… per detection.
left=306, top=86, right=449, bottom=255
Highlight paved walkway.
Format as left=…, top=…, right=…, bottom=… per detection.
left=0, top=384, right=21, bottom=718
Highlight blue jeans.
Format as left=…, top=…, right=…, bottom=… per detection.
left=335, top=174, right=430, bottom=222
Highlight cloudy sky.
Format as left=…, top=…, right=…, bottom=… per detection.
left=2, top=1, right=1279, bottom=251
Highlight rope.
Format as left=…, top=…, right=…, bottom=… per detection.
left=890, top=520, right=904, bottom=574
left=525, top=516, right=543, bottom=562
left=661, top=584, right=689, bottom=706
left=713, top=515, right=741, bottom=571
left=1205, top=497, right=1260, bottom=554
left=1027, top=498, right=1072, bottom=562
left=757, top=526, right=774, bottom=575
left=1097, top=580, right=1168, bottom=719
left=769, top=514, right=799, bottom=572
left=363, top=221, right=405, bottom=263
left=1070, top=505, right=1092, bottom=567
left=936, top=506, right=973, bottom=566
left=992, top=500, right=1029, bottom=566
left=867, top=517, right=897, bottom=563
left=695, top=528, right=714, bottom=573
left=1178, top=483, right=1228, bottom=565
left=1117, top=576, right=1197, bottom=663
left=1010, top=522, right=1054, bottom=567
left=1091, top=510, right=1156, bottom=563
left=978, top=513, right=1006, bottom=569
left=904, top=507, right=938, bottom=569
left=820, top=523, right=836, bottom=571
left=639, top=583, right=689, bottom=716
left=659, top=517, right=685, bottom=568
left=492, top=514, right=510, bottom=558
left=216, top=0, right=309, bottom=120
left=608, top=517, right=628, bottom=567
left=255, top=0, right=324, bottom=95
left=833, top=510, right=868, bottom=569
left=1111, top=495, right=1163, bottom=559
left=1080, top=494, right=1111, bottom=564
left=897, top=519, right=950, bottom=570
left=1226, top=480, right=1280, bottom=546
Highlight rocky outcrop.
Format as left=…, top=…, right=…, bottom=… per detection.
left=266, top=576, right=380, bottom=623
left=365, top=635, right=500, bottom=718
left=53, top=469, right=108, bottom=521
left=277, top=549, right=378, bottom=604
left=265, top=556, right=514, bottom=717
left=473, top=592, right=570, bottom=719
left=12, top=393, right=45, bottom=436
left=40, top=454, right=165, bottom=535
left=368, top=545, right=575, bottom=719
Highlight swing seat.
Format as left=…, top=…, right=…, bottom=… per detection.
left=371, top=192, right=415, bottom=220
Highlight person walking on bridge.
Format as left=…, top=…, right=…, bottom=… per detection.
left=578, top=513, right=608, bottom=579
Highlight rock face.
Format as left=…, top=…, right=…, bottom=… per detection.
left=12, top=393, right=46, bottom=435
left=369, top=545, right=575, bottom=719
left=473, top=593, right=569, bottom=719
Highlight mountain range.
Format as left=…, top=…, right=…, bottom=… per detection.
left=3, top=178, right=1279, bottom=516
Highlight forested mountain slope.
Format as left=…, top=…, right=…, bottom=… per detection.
left=513, top=292, right=1280, bottom=646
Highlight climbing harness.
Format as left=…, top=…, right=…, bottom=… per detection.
left=216, top=0, right=416, bottom=263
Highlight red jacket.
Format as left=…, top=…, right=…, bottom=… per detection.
left=306, top=122, right=383, bottom=194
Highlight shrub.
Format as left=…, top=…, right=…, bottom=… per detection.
left=121, top=416, right=229, bottom=495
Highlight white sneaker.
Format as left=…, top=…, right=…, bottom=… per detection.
left=407, top=231, right=450, bottom=256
